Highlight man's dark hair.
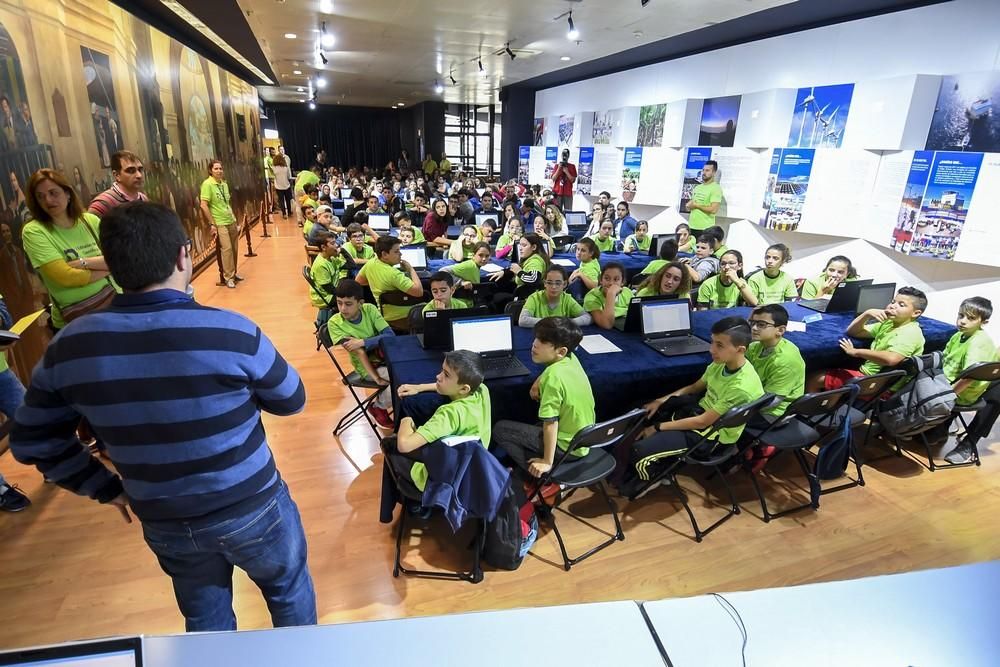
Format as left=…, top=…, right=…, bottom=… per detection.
left=472, top=241, right=491, bottom=255
left=110, top=150, right=142, bottom=173
left=481, top=192, right=494, bottom=202
left=100, top=202, right=186, bottom=291
left=960, top=296, right=993, bottom=322
left=353, top=211, right=369, bottom=227
left=350, top=186, right=364, bottom=200
left=443, top=350, right=485, bottom=393
left=751, top=304, right=789, bottom=328
left=599, top=190, right=612, bottom=199
left=335, top=279, right=364, bottom=301
left=898, top=286, right=928, bottom=314
left=392, top=211, right=409, bottom=224
left=375, top=235, right=401, bottom=258
left=711, top=316, right=752, bottom=348
left=600, top=261, right=625, bottom=280
left=533, top=316, right=583, bottom=354
left=310, top=163, right=322, bottom=173
left=346, top=222, right=364, bottom=237
left=658, top=238, right=678, bottom=261
left=314, top=231, right=337, bottom=248
left=705, top=160, right=719, bottom=170
left=429, top=271, right=454, bottom=287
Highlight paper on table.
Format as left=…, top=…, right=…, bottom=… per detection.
left=580, top=334, right=622, bottom=354
left=551, top=258, right=576, bottom=267
left=9, top=309, right=44, bottom=335
left=481, top=263, right=505, bottom=273
left=786, top=321, right=806, bottom=332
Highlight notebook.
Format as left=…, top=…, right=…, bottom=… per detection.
left=450, top=315, right=530, bottom=379
left=640, top=300, right=712, bottom=357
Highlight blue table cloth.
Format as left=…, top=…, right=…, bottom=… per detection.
left=426, top=251, right=657, bottom=280
left=381, top=304, right=956, bottom=427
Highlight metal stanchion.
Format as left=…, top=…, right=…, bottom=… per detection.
left=243, top=213, right=257, bottom=257
left=213, top=230, right=226, bottom=286
left=260, top=199, right=270, bottom=238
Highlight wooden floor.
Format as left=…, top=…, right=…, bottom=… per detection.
left=2, top=215, right=999, bottom=650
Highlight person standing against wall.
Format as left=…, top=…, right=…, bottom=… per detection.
left=200, top=159, right=241, bottom=288
left=551, top=148, right=577, bottom=212
left=88, top=151, right=148, bottom=218
left=685, top=159, right=723, bottom=232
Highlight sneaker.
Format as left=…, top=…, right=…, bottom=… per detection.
left=0, top=485, right=31, bottom=512
left=944, top=441, right=975, bottom=464
left=234, top=274, right=245, bottom=282
left=226, top=279, right=236, bottom=289
left=368, top=405, right=393, bottom=428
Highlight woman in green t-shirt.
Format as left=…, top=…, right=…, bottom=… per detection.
left=199, top=159, right=240, bottom=288
left=511, top=233, right=549, bottom=289
left=636, top=261, right=692, bottom=301
left=21, top=169, right=115, bottom=330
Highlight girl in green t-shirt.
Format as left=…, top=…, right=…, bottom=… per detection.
left=800, top=255, right=857, bottom=300
left=697, top=250, right=755, bottom=310
left=584, top=262, right=634, bottom=330
left=569, top=238, right=601, bottom=292
left=636, top=261, right=692, bottom=301
left=623, top=220, right=652, bottom=254
left=675, top=222, right=697, bottom=254
left=745, top=243, right=799, bottom=306
left=589, top=220, right=617, bottom=253
left=511, top=233, right=549, bottom=289
left=495, top=214, right=523, bottom=260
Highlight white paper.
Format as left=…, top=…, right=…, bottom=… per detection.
left=551, top=258, right=576, bottom=267
left=785, top=321, right=806, bottom=332
left=580, top=334, right=622, bottom=355
left=481, top=263, right=505, bottom=274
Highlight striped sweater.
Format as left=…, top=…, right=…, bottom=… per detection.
left=11, top=289, right=305, bottom=522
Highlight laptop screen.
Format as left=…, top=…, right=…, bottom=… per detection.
left=399, top=247, right=426, bottom=269
left=641, top=301, right=691, bottom=336
left=367, top=214, right=390, bottom=232
left=475, top=213, right=499, bottom=228
left=0, top=638, right=141, bottom=667
left=856, top=283, right=896, bottom=314
left=649, top=234, right=677, bottom=257
left=564, top=212, right=587, bottom=228
left=339, top=188, right=353, bottom=199
left=451, top=316, right=512, bottom=354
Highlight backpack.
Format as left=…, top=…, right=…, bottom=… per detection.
left=878, top=352, right=957, bottom=439
left=482, top=484, right=537, bottom=570
left=814, top=405, right=854, bottom=484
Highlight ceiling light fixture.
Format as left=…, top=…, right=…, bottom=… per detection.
left=293, top=69, right=302, bottom=75
left=504, top=43, right=516, bottom=61
left=434, top=80, right=444, bottom=94
left=315, top=76, right=327, bottom=88
left=320, top=0, right=334, bottom=13
left=308, top=101, right=316, bottom=110
left=560, top=56, right=571, bottom=61
left=566, top=12, right=579, bottom=40
left=284, top=33, right=297, bottom=39
left=320, top=21, right=335, bottom=48
left=319, top=51, right=328, bottom=65
left=478, top=58, right=484, bottom=73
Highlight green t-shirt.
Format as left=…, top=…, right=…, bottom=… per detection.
left=688, top=181, right=723, bottom=231
left=303, top=220, right=314, bottom=239
left=422, top=297, right=471, bottom=314
left=515, top=253, right=547, bottom=288
left=746, top=339, right=805, bottom=417
left=698, top=361, right=764, bottom=444
left=943, top=329, right=997, bottom=405
left=449, top=259, right=481, bottom=284
left=538, top=354, right=596, bottom=456
left=800, top=274, right=858, bottom=300
left=411, top=385, right=493, bottom=491
left=590, top=235, right=615, bottom=253
left=310, top=253, right=343, bottom=308
left=712, top=244, right=729, bottom=259
left=747, top=270, right=798, bottom=305
left=583, top=286, right=633, bottom=319
left=578, top=259, right=601, bottom=285
left=294, top=169, right=320, bottom=192
left=359, top=258, right=418, bottom=321
left=640, top=258, right=667, bottom=276
left=861, top=319, right=925, bottom=377
left=21, top=213, right=114, bottom=329
left=496, top=233, right=518, bottom=249
left=401, top=228, right=426, bottom=244
left=697, top=276, right=741, bottom=309
left=624, top=234, right=651, bottom=253
left=636, top=286, right=689, bottom=300
left=679, top=237, right=697, bottom=254
left=199, top=178, right=236, bottom=226
left=264, top=155, right=274, bottom=178
left=423, top=159, right=438, bottom=174
left=327, top=303, right=390, bottom=379
left=523, top=291, right=584, bottom=319
left=345, top=242, right=375, bottom=261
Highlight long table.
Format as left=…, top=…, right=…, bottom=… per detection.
left=382, top=304, right=956, bottom=425
left=427, top=249, right=661, bottom=282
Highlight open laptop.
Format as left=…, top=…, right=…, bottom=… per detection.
left=798, top=278, right=874, bottom=313
left=856, top=282, right=897, bottom=316
left=649, top=233, right=677, bottom=257
left=621, top=293, right=684, bottom=333
left=399, top=246, right=430, bottom=279
left=0, top=637, right=143, bottom=666
left=475, top=212, right=500, bottom=228
left=564, top=211, right=588, bottom=231
left=418, top=306, right=488, bottom=349
left=367, top=214, right=391, bottom=233
left=640, top=300, right=712, bottom=357
left=339, top=187, right=353, bottom=199
left=450, top=315, right=530, bottom=379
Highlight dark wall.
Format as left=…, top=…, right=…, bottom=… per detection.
left=500, top=87, right=534, bottom=182
left=413, top=101, right=445, bottom=162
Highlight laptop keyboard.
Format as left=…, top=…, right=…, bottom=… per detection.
left=650, top=337, right=708, bottom=351
left=482, top=357, right=523, bottom=372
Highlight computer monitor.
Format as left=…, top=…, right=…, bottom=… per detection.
left=649, top=233, right=678, bottom=257
left=400, top=247, right=427, bottom=270
left=856, top=283, right=897, bottom=315
left=367, top=214, right=391, bottom=232
left=0, top=637, right=142, bottom=667
left=641, top=301, right=691, bottom=337
left=451, top=316, right=513, bottom=354
left=564, top=211, right=588, bottom=229
left=339, top=187, right=353, bottom=199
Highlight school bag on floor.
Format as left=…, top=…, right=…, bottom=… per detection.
left=482, top=483, right=537, bottom=570
left=877, top=352, right=956, bottom=439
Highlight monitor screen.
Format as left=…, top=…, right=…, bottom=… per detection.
left=0, top=639, right=141, bottom=667
left=641, top=301, right=690, bottom=335
left=367, top=214, right=391, bottom=232
left=856, top=283, right=896, bottom=314
left=339, top=188, right=353, bottom=199
left=451, top=316, right=512, bottom=354
left=400, top=247, right=426, bottom=269
left=650, top=234, right=677, bottom=256
left=564, top=212, right=587, bottom=228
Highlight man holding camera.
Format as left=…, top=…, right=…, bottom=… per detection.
left=551, top=148, right=577, bottom=212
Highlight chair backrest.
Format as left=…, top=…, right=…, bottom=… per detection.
left=629, top=272, right=647, bottom=287
left=956, top=360, right=1000, bottom=384
left=713, top=392, right=777, bottom=432
left=504, top=299, right=525, bottom=322
left=316, top=324, right=356, bottom=381
left=379, top=290, right=427, bottom=308
left=781, top=385, right=858, bottom=427
left=302, top=265, right=334, bottom=309
left=553, top=408, right=647, bottom=470
left=408, top=303, right=426, bottom=334
left=847, top=369, right=907, bottom=400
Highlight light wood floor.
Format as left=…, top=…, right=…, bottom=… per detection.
left=2, top=215, right=999, bottom=650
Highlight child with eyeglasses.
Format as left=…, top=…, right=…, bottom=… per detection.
left=519, top=266, right=592, bottom=328
left=746, top=304, right=805, bottom=423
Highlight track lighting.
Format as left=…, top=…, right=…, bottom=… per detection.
left=566, top=12, right=579, bottom=40
left=319, top=51, right=328, bottom=65
left=505, top=43, right=516, bottom=60
left=320, top=22, right=335, bottom=48
left=434, top=80, right=444, bottom=94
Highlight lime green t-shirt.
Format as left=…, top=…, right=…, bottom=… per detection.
left=309, top=253, right=343, bottom=308
left=578, top=259, right=601, bottom=285
left=264, top=155, right=274, bottom=178
left=327, top=303, right=390, bottom=379
left=583, top=286, right=633, bottom=319
left=640, top=258, right=668, bottom=276
left=800, top=274, right=858, bottom=300
left=345, top=242, right=375, bottom=262
left=746, top=338, right=805, bottom=417
left=636, top=286, right=689, bottom=300
left=303, top=220, right=314, bottom=239
left=359, top=259, right=418, bottom=321
left=861, top=319, right=925, bottom=378
left=21, top=213, right=114, bottom=329
left=449, top=259, right=481, bottom=284
left=515, top=253, right=547, bottom=288
left=712, top=244, right=729, bottom=260
left=523, top=291, right=584, bottom=319
left=698, top=361, right=764, bottom=444
left=199, top=177, right=236, bottom=226
left=747, top=270, right=798, bottom=305
left=697, top=276, right=741, bottom=309
left=943, top=329, right=997, bottom=405
left=496, top=233, right=519, bottom=249
left=538, top=354, right=595, bottom=456
left=679, top=237, right=697, bottom=254
left=294, top=169, right=320, bottom=192
left=624, top=234, right=651, bottom=253
left=411, top=385, right=493, bottom=491
left=401, top=228, right=426, bottom=244
left=688, top=181, right=723, bottom=231
left=422, top=297, right=471, bottom=314
left=590, top=235, right=615, bottom=253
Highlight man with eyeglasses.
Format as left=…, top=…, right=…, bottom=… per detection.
left=88, top=150, right=148, bottom=218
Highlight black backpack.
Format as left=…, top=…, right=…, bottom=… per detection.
left=482, top=484, right=536, bottom=570
left=878, top=352, right=957, bottom=438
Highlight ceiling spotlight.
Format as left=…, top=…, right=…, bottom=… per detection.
left=315, top=76, right=327, bottom=88
left=478, top=58, right=484, bottom=73
left=505, top=43, right=516, bottom=61
left=293, top=69, right=302, bottom=75
left=449, top=73, right=457, bottom=85
left=320, top=22, right=335, bottom=48
left=566, top=12, right=579, bottom=40
left=284, top=33, right=297, bottom=39
left=560, top=56, right=571, bottom=61
left=319, top=51, right=328, bottom=65
left=308, top=101, right=316, bottom=110
left=297, top=86, right=304, bottom=92
left=434, top=80, right=444, bottom=94
left=320, top=0, right=334, bottom=12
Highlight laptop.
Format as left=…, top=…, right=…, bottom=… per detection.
left=640, top=300, right=712, bottom=357
left=367, top=214, right=391, bottom=233
left=450, top=315, right=530, bottom=379
left=0, top=637, right=143, bottom=666
left=399, top=246, right=430, bottom=279
left=856, top=282, right=897, bottom=316
left=340, top=187, right=353, bottom=199
left=649, top=233, right=677, bottom=257
left=475, top=212, right=500, bottom=228
left=564, top=211, right=588, bottom=230
left=799, top=278, right=874, bottom=313
left=621, top=294, right=684, bottom=333
left=418, top=306, right=488, bottom=349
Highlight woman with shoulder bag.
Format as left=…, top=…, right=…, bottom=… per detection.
left=21, top=168, right=118, bottom=330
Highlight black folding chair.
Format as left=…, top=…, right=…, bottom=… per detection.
left=455, top=280, right=497, bottom=308
left=407, top=303, right=426, bottom=335
left=521, top=408, right=647, bottom=570
left=742, top=385, right=858, bottom=521
left=842, top=369, right=907, bottom=468
left=378, top=290, right=427, bottom=332
left=379, top=436, right=485, bottom=584
left=503, top=299, right=525, bottom=323
left=941, top=361, right=1000, bottom=469
left=302, top=265, right=332, bottom=351
left=629, top=394, right=776, bottom=541
left=318, top=325, right=386, bottom=436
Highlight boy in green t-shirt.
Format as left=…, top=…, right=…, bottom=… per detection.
left=327, top=279, right=396, bottom=427
left=809, top=286, right=926, bottom=393
left=343, top=222, right=375, bottom=266
left=493, top=317, right=596, bottom=478
left=422, top=272, right=471, bottom=314
left=356, top=235, right=425, bottom=330
left=622, top=317, right=764, bottom=495
left=397, top=227, right=423, bottom=247
left=391, top=351, right=492, bottom=491
left=583, top=262, right=633, bottom=330
left=746, top=304, right=805, bottom=421
left=309, top=231, right=345, bottom=326
left=445, top=242, right=492, bottom=288
left=942, top=297, right=997, bottom=463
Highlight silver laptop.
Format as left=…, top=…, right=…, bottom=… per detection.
left=399, top=246, right=430, bottom=278
left=0, top=637, right=142, bottom=666
left=367, top=214, right=391, bottom=233
left=640, top=300, right=712, bottom=357
left=856, top=282, right=896, bottom=316
left=451, top=315, right=530, bottom=379
left=564, top=211, right=588, bottom=229
left=475, top=213, right=500, bottom=227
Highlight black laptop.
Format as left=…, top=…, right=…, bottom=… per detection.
left=799, top=278, right=874, bottom=313
left=621, top=293, right=684, bottom=333
left=417, top=306, right=488, bottom=350
left=855, top=282, right=897, bottom=315
left=640, top=300, right=712, bottom=357
left=648, top=233, right=677, bottom=257
left=450, top=315, right=530, bottom=379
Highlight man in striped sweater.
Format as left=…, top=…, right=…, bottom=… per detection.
left=10, top=202, right=315, bottom=632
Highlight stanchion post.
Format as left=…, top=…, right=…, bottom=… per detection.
left=213, top=228, right=226, bottom=286
left=260, top=199, right=270, bottom=238
left=243, top=212, right=257, bottom=257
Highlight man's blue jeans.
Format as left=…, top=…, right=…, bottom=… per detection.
left=0, top=369, right=25, bottom=420
left=140, top=481, right=317, bottom=632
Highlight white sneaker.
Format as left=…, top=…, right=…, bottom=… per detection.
left=226, top=279, right=236, bottom=288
